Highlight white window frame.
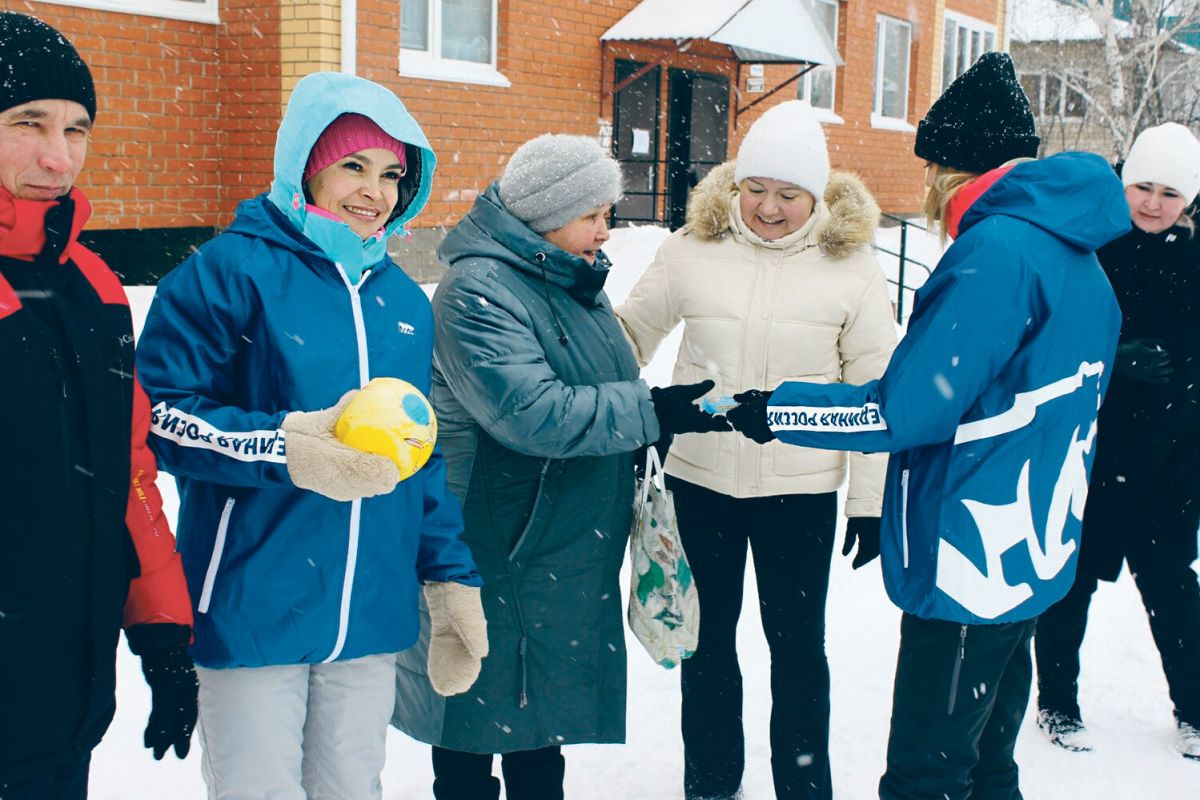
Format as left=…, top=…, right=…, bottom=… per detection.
left=797, top=0, right=842, bottom=123
left=400, top=0, right=510, bottom=88
left=941, top=12, right=997, bottom=95
left=1019, top=72, right=1088, bottom=120
left=37, top=0, right=218, bottom=24
left=872, top=15, right=914, bottom=130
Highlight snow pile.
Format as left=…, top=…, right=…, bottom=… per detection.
left=95, top=225, right=1197, bottom=798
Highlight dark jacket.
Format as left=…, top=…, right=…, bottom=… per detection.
left=764, top=153, right=1129, bottom=624
left=0, top=187, right=192, bottom=783
left=392, top=185, right=660, bottom=753
left=1077, top=212, right=1200, bottom=580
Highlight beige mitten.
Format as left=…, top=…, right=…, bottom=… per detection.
left=282, top=390, right=400, bottom=502
left=424, top=581, right=489, bottom=696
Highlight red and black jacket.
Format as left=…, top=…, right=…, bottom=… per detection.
left=0, top=186, right=193, bottom=781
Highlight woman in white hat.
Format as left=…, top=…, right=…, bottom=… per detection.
left=616, top=100, right=896, bottom=800
left=1034, top=122, right=1200, bottom=761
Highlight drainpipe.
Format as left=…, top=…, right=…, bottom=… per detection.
left=341, top=0, right=357, bottom=75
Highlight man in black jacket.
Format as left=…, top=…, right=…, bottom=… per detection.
left=0, top=13, right=198, bottom=799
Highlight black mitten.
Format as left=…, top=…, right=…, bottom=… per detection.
left=649, top=380, right=731, bottom=435
left=842, top=517, right=882, bottom=569
left=1113, top=338, right=1172, bottom=384
left=127, top=623, right=198, bottom=760
left=727, top=389, right=776, bottom=444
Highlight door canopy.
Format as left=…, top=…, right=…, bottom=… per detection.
left=602, top=0, right=843, bottom=66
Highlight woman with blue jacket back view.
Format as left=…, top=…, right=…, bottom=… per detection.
left=135, top=72, right=485, bottom=799
left=727, top=53, right=1130, bottom=799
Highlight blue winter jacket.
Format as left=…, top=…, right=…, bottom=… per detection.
left=136, top=72, right=479, bottom=669
left=765, top=153, right=1129, bottom=624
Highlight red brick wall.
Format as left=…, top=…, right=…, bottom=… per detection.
left=356, top=0, right=641, bottom=228
left=822, top=0, right=935, bottom=213
left=5, top=1, right=276, bottom=229
left=8, top=0, right=986, bottom=233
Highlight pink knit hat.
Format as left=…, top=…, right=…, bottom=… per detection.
left=302, top=113, right=407, bottom=182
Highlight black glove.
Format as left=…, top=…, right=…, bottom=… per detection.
left=1113, top=338, right=1173, bottom=384
left=127, top=623, right=198, bottom=760
left=843, top=517, right=881, bottom=569
left=726, top=389, right=776, bottom=444
left=649, top=380, right=732, bottom=435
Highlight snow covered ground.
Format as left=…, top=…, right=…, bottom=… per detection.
left=91, top=225, right=1199, bottom=798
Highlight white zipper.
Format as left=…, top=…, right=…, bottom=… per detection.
left=198, top=497, right=235, bottom=614
left=324, top=266, right=370, bottom=662
left=324, top=497, right=362, bottom=663
left=900, top=469, right=911, bottom=569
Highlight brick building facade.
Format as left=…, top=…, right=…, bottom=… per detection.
left=8, top=0, right=1005, bottom=282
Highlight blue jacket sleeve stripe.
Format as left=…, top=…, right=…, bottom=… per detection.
left=767, top=402, right=888, bottom=433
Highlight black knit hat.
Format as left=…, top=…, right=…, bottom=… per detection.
left=0, top=12, right=96, bottom=121
left=915, top=52, right=1038, bottom=174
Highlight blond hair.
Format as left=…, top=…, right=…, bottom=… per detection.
left=923, top=165, right=981, bottom=244
left=1175, top=207, right=1196, bottom=237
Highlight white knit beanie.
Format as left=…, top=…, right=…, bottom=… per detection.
left=734, top=100, right=830, bottom=200
left=1122, top=122, right=1200, bottom=204
left=498, top=134, right=623, bottom=233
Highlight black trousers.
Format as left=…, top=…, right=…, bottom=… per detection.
left=0, top=754, right=89, bottom=800
left=880, top=614, right=1036, bottom=800
left=667, top=477, right=837, bottom=800
left=431, top=745, right=564, bottom=800
left=1035, top=561, right=1200, bottom=727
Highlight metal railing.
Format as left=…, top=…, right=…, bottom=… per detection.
left=877, top=213, right=936, bottom=324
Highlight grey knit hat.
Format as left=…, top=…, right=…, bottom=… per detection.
left=498, top=134, right=622, bottom=233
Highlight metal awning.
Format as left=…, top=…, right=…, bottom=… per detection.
left=602, top=0, right=843, bottom=66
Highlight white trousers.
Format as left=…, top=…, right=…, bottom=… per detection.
left=196, top=653, right=397, bottom=800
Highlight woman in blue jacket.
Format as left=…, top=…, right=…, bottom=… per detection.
left=136, top=72, right=484, bottom=799
left=727, top=53, right=1130, bottom=800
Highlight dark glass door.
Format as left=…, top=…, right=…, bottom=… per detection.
left=666, top=68, right=729, bottom=230
left=612, top=59, right=661, bottom=225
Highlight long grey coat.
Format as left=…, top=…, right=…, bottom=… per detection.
left=393, top=185, right=660, bottom=753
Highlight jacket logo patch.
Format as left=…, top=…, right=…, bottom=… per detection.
left=397, top=321, right=415, bottom=335
left=939, top=415, right=1098, bottom=620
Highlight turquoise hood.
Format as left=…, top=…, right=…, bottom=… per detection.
left=267, top=71, right=437, bottom=282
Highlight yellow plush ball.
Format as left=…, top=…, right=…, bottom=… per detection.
left=335, top=378, right=437, bottom=481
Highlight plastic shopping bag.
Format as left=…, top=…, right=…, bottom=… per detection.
left=627, top=446, right=699, bottom=668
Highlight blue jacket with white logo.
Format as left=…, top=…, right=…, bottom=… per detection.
left=766, top=153, right=1129, bottom=624
left=136, top=72, right=479, bottom=668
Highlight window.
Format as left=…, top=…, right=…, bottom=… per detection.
left=873, top=16, right=912, bottom=127
left=401, top=0, right=509, bottom=87
left=797, top=0, right=839, bottom=113
left=941, top=13, right=997, bottom=95
left=1019, top=72, right=1087, bottom=119
left=40, top=0, right=217, bottom=23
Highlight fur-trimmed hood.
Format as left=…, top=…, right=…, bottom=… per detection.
left=685, top=160, right=880, bottom=259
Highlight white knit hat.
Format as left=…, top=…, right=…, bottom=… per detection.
left=734, top=100, right=830, bottom=200
left=1122, top=122, right=1200, bottom=204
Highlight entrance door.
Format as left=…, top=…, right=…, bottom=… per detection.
left=612, top=59, right=661, bottom=225
left=666, top=68, right=730, bottom=230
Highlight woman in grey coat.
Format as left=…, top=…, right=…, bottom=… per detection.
left=393, top=133, right=728, bottom=800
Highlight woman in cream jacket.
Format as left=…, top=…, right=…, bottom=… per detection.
left=615, top=101, right=896, bottom=800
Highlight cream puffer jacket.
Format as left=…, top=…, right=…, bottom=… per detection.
left=616, top=162, right=897, bottom=514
